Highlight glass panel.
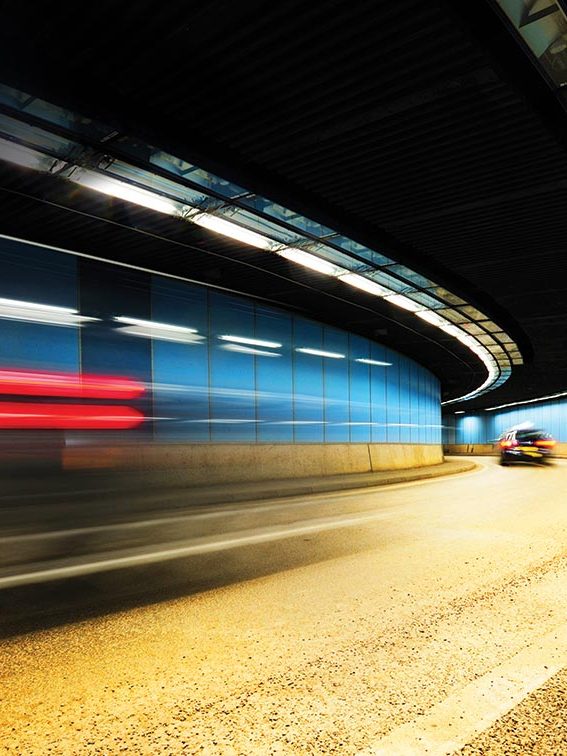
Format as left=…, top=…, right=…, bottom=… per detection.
left=0, top=239, right=79, bottom=372
left=425, top=286, right=467, bottom=305
left=370, top=341, right=389, bottom=443
left=461, top=322, right=487, bottom=335
left=478, top=334, right=497, bottom=352
left=0, top=114, right=78, bottom=158
left=328, top=237, right=393, bottom=266
left=152, top=279, right=209, bottom=441
left=366, top=270, right=414, bottom=293
left=209, top=292, right=256, bottom=442
left=398, top=355, right=412, bottom=443
left=404, top=291, right=444, bottom=309
left=107, top=160, right=209, bottom=206
left=382, top=264, right=435, bottom=288
left=458, top=305, right=489, bottom=320
left=292, top=318, right=324, bottom=442
left=255, top=306, right=293, bottom=442
left=493, top=332, right=516, bottom=344
left=323, top=327, right=349, bottom=442
left=477, top=320, right=506, bottom=333
left=435, top=308, right=469, bottom=324
left=349, top=334, right=371, bottom=443
left=385, top=348, right=400, bottom=442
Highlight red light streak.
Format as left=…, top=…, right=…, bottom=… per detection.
left=0, top=369, right=145, bottom=399
left=0, top=403, right=144, bottom=430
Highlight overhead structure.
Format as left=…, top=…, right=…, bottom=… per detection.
left=0, top=84, right=523, bottom=403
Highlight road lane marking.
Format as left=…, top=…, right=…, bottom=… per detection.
left=0, top=462, right=486, bottom=545
left=356, top=625, right=567, bottom=756
left=0, top=507, right=397, bottom=588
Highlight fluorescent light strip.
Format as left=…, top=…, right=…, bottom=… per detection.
left=191, top=213, right=275, bottom=250
left=416, top=310, right=452, bottom=328
left=114, top=316, right=198, bottom=334
left=339, top=272, right=391, bottom=296
left=296, top=348, right=345, bottom=359
left=454, top=411, right=465, bottom=414
left=218, top=334, right=282, bottom=348
left=383, top=294, right=423, bottom=312
left=221, top=344, right=281, bottom=357
left=483, top=390, right=567, bottom=412
left=73, top=169, right=182, bottom=216
left=355, top=358, right=392, bottom=366
left=276, top=247, right=343, bottom=276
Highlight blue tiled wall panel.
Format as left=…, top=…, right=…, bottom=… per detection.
left=0, top=234, right=442, bottom=445
left=349, top=335, right=371, bottom=443
left=385, top=348, right=401, bottom=443
left=322, top=327, right=349, bottom=443
left=151, top=279, right=210, bottom=441
left=255, top=306, right=293, bottom=443
left=292, top=319, right=324, bottom=442
left=448, top=397, right=567, bottom=445
left=208, top=293, right=256, bottom=442
left=369, top=342, right=388, bottom=443
left=0, top=239, right=79, bottom=371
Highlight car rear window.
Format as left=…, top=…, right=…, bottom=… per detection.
left=516, top=431, right=552, bottom=442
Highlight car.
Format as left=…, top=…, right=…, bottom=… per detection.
left=498, top=428, right=556, bottom=465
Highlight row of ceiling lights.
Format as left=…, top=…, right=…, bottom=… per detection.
left=0, top=88, right=523, bottom=404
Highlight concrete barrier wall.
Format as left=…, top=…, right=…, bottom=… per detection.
left=443, top=444, right=496, bottom=456
left=63, top=443, right=443, bottom=485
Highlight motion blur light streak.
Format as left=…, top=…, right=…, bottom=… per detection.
left=0, top=369, right=145, bottom=399
left=116, top=326, right=206, bottom=344
left=0, top=296, right=98, bottom=327
left=113, top=316, right=198, bottom=334
left=355, top=358, right=392, bottom=367
left=221, top=344, right=282, bottom=357
left=113, top=317, right=204, bottom=344
left=218, top=335, right=282, bottom=348
left=295, top=348, right=346, bottom=359
left=0, top=403, right=144, bottom=429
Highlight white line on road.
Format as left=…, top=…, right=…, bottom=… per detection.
left=356, top=625, right=567, bottom=756
left=1, top=461, right=487, bottom=545
left=0, top=508, right=394, bottom=589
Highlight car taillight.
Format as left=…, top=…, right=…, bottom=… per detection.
left=535, top=439, right=556, bottom=448
left=500, top=439, right=517, bottom=448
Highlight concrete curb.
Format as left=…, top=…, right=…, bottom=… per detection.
left=184, top=459, right=479, bottom=506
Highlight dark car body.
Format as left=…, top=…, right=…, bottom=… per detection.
left=498, top=428, right=556, bottom=465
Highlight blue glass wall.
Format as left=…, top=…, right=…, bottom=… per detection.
left=0, top=235, right=442, bottom=443
left=445, top=398, right=567, bottom=445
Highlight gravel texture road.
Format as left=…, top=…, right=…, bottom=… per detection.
left=0, top=457, right=566, bottom=754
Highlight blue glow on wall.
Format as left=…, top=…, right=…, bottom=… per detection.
left=445, top=398, right=567, bottom=445
left=0, top=235, right=442, bottom=444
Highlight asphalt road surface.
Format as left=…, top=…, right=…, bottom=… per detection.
left=1, top=457, right=566, bottom=755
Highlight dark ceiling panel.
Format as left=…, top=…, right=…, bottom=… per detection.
left=0, top=0, right=566, bottom=409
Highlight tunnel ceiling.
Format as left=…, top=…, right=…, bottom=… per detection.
left=1, top=0, right=567, bottom=410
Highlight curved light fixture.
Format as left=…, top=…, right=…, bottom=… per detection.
left=0, top=84, right=523, bottom=402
